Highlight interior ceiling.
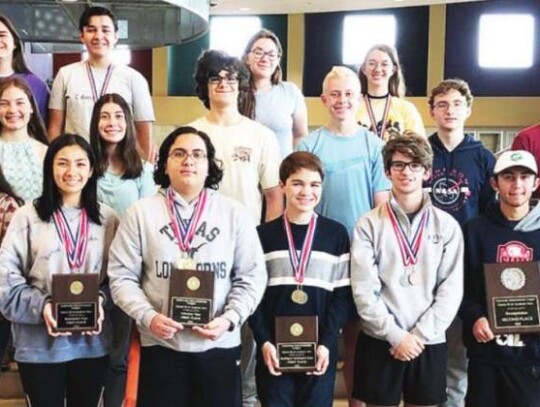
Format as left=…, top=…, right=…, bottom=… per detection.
left=209, top=0, right=485, bottom=15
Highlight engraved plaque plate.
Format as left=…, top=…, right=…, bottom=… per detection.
left=275, top=315, right=318, bottom=372
left=169, top=268, right=214, bottom=326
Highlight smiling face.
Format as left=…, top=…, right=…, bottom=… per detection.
left=207, top=69, right=239, bottom=109
left=0, top=85, right=33, bottom=132
left=165, top=133, right=209, bottom=197
left=362, top=49, right=395, bottom=91
left=53, top=145, right=93, bottom=203
left=492, top=168, right=539, bottom=211
left=80, top=15, right=118, bottom=59
left=321, top=75, right=361, bottom=122
left=387, top=151, right=431, bottom=197
left=245, top=37, right=280, bottom=81
left=281, top=168, right=322, bottom=219
left=0, top=21, right=15, bottom=67
left=98, top=102, right=126, bottom=145
left=430, top=89, right=471, bottom=133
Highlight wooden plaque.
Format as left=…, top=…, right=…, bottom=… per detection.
left=484, top=261, right=540, bottom=334
left=52, top=273, right=99, bottom=332
left=275, top=315, right=318, bottom=372
left=169, top=268, right=214, bottom=326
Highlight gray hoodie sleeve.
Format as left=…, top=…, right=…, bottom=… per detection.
left=0, top=209, right=49, bottom=324
left=222, top=208, right=267, bottom=327
left=108, top=207, right=159, bottom=329
left=410, top=217, right=464, bottom=342
left=351, top=215, right=409, bottom=348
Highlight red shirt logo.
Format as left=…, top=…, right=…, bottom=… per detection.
left=497, top=241, right=533, bottom=263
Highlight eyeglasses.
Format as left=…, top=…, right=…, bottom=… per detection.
left=168, top=149, right=207, bottom=162
left=250, top=48, right=280, bottom=60
left=433, top=101, right=467, bottom=111
left=208, top=75, right=238, bottom=86
left=390, top=161, right=424, bottom=172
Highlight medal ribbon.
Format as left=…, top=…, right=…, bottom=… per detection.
left=52, top=208, right=89, bottom=270
left=364, top=95, right=392, bottom=139
left=86, top=62, right=114, bottom=103
left=283, top=213, right=318, bottom=284
left=166, top=188, right=207, bottom=255
left=386, top=202, right=429, bottom=267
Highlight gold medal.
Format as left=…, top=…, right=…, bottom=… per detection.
left=176, top=257, right=197, bottom=270
left=291, top=289, right=308, bottom=305
left=290, top=322, right=304, bottom=337
left=186, top=276, right=201, bottom=291
left=70, top=281, right=84, bottom=295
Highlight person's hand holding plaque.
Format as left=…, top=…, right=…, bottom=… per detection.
left=261, top=341, right=282, bottom=376
left=310, top=345, right=330, bottom=376
left=390, top=333, right=425, bottom=362
left=81, top=296, right=105, bottom=336
left=473, top=317, right=495, bottom=343
left=150, top=313, right=184, bottom=340
left=192, top=316, right=230, bottom=341
left=43, top=301, right=72, bottom=338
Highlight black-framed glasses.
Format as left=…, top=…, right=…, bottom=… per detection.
left=168, top=149, right=207, bottom=162
left=390, top=161, right=424, bottom=172
left=208, top=75, right=238, bottom=86
left=250, top=48, right=280, bottom=60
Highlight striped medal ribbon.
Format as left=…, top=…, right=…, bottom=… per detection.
left=52, top=208, right=89, bottom=271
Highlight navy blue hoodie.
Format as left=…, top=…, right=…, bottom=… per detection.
left=424, top=133, right=496, bottom=226
left=460, top=203, right=540, bottom=366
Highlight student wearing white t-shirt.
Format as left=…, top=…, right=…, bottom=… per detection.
left=48, top=6, right=155, bottom=159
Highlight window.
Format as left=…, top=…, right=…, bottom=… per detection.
left=342, top=15, right=396, bottom=65
left=209, top=16, right=262, bottom=57
left=478, top=14, right=535, bottom=69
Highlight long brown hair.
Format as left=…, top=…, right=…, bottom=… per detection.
left=240, top=29, right=284, bottom=119
left=89, top=93, right=143, bottom=179
left=0, top=14, right=31, bottom=74
left=359, top=44, right=406, bottom=98
left=0, top=77, right=48, bottom=144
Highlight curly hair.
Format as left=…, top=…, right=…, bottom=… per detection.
left=194, top=50, right=250, bottom=111
left=428, top=78, right=473, bottom=109
left=154, top=126, right=223, bottom=190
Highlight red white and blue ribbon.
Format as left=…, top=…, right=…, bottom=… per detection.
left=283, top=213, right=318, bottom=284
left=53, top=209, right=89, bottom=271
left=386, top=202, right=429, bottom=267
left=86, top=62, right=114, bottom=103
left=364, top=94, right=392, bottom=139
left=166, top=188, right=208, bottom=254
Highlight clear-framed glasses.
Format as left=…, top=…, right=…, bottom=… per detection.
left=250, top=48, right=280, bottom=61
left=168, top=149, right=207, bottom=162
left=433, top=100, right=467, bottom=111
left=208, top=74, right=238, bottom=86
left=390, top=161, right=424, bottom=172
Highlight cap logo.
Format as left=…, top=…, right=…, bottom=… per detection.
left=510, top=152, right=523, bottom=162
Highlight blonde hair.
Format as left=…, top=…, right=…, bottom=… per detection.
left=322, top=66, right=361, bottom=94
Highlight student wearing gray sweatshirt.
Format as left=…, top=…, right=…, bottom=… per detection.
left=108, top=126, right=267, bottom=407
left=0, top=135, right=119, bottom=407
left=351, top=133, right=464, bottom=407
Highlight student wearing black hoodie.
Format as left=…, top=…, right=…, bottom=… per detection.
left=424, top=78, right=496, bottom=407
left=460, top=150, right=540, bottom=407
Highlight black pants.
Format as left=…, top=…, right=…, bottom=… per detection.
left=18, top=355, right=108, bottom=407
left=137, top=345, right=242, bottom=407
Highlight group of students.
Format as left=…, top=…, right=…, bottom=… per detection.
left=0, top=4, right=539, bottom=407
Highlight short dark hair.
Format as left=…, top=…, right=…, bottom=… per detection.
left=79, top=6, right=118, bottom=32
left=89, top=93, right=142, bottom=179
left=383, top=131, right=433, bottom=172
left=0, top=14, right=30, bottom=74
left=429, top=78, right=473, bottom=109
left=154, top=126, right=223, bottom=190
left=194, top=50, right=250, bottom=110
left=0, top=76, right=48, bottom=145
left=35, top=134, right=101, bottom=225
left=279, top=152, right=324, bottom=184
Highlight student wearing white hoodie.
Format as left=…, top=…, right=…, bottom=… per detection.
left=108, top=126, right=267, bottom=407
